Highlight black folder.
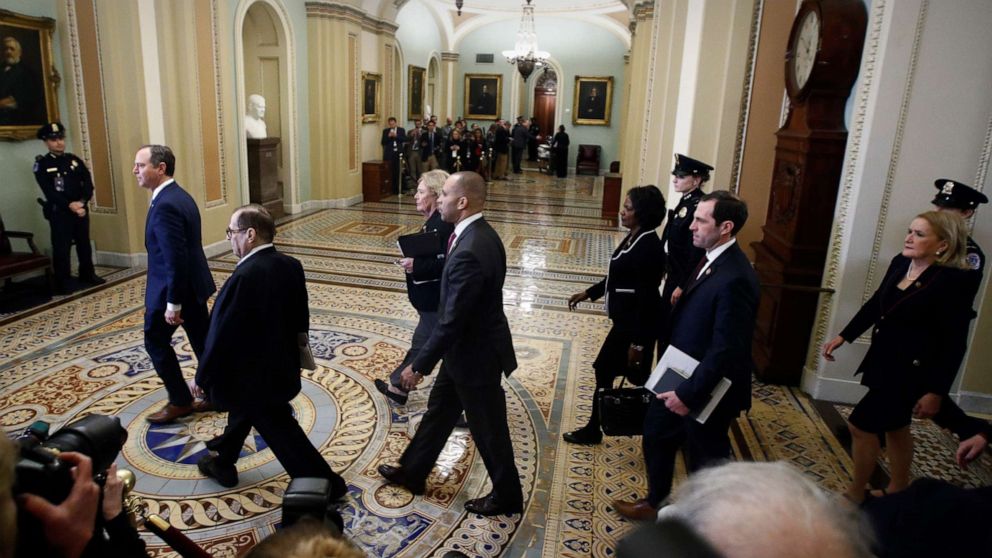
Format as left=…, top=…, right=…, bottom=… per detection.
left=397, top=231, right=442, bottom=257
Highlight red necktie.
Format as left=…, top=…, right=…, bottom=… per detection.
left=446, top=232, right=457, bottom=254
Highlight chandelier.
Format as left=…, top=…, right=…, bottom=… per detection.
left=501, top=0, right=550, bottom=81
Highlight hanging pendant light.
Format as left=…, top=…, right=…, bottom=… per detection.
left=501, top=0, right=550, bottom=81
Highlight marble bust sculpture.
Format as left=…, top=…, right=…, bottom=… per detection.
left=245, top=94, right=268, bottom=139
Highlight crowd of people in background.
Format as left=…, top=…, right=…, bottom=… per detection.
left=382, top=113, right=570, bottom=189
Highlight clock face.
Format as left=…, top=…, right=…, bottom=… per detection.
left=792, top=10, right=820, bottom=91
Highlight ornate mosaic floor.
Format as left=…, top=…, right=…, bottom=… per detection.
left=1, top=171, right=988, bottom=557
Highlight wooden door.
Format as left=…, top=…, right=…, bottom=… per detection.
left=533, top=88, right=556, bottom=142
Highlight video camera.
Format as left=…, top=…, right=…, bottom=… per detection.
left=282, top=477, right=345, bottom=534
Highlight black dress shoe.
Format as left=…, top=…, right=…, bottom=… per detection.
left=464, top=492, right=522, bottom=516
left=79, top=274, right=106, bottom=286
left=375, top=379, right=409, bottom=405
left=377, top=463, right=425, bottom=495
left=562, top=425, right=602, bottom=445
left=197, top=455, right=238, bottom=488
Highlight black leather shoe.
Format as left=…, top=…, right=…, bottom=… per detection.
left=377, top=463, right=425, bottom=495
left=464, top=492, right=522, bottom=516
left=197, top=455, right=238, bottom=488
left=79, top=274, right=106, bottom=286
left=375, top=379, right=409, bottom=405
left=562, top=425, right=602, bottom=445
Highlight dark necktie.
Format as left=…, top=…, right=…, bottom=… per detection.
left=446, top=232, right=457, bottom=254
left=684, top=256, right=708, bottom=290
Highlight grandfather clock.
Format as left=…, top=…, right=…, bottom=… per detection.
left=751, top=0, right=867, bottom=385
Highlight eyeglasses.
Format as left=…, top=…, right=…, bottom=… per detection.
left=225, top=227, right=247, bottom=239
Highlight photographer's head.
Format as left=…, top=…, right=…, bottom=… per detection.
left=246, top=517, right=363, bottom=558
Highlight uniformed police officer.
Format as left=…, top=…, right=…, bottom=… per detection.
left=657, top=154, right=712, bottom=349
left=931, top=178, right=986, bottom=298
left=33, top=122, right=104, bottom=293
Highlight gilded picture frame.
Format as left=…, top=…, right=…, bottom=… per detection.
left=463, top=73, right=502, bottom=120
left=0, top=9, right=60, bottom=141
left=361, top=71, right=381, bottom=123
left=407, top=65, right=425, bottom=121
left=573, top=76, right=613, bottom=126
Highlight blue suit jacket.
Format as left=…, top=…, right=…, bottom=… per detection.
left=144, top=182, right=215, bottom=311
left=668, top=241, right=759, bottom=415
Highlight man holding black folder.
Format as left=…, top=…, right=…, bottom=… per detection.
left=613, top=191, right=759, bottom=521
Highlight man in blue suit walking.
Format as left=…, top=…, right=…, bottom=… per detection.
left=613, top=190, right=759, bottom=521
left=135, top=144, right=216, bottom=424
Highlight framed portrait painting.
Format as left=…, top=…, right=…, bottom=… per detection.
left=573, top=76, right=613, bottom=126
left=463, top=74, right=501, bottom=120
left=407, top=65, right=425, bottom=121
left=1, top=9, right=59, bottom=141
left=361, top=72, right=381, bottom=123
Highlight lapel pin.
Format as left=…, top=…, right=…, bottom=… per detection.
left=705, top=268, right=712, bottom=275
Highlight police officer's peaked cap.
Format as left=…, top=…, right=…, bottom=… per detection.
left=37, top=122, right=66, bottom=140
left=932, top=179, right=988, bottom=210
left=672, top=153, right=713, bottom=178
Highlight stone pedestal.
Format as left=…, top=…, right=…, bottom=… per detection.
left=247, top=138, right=284, bottom=219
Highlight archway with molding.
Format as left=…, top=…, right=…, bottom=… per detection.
left=234, top=0, right=300, bottom=212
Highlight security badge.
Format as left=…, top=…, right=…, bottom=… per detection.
left=942, top=181, right=955, bottom=195
left=967, top=253, right=981, bottom=270
left=678, top=206, right=688, bottom=218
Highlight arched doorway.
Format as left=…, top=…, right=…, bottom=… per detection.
left=427, top=56, right=439, bottom=118
left=532, top=68, right=558, bottom=146
left=235, top=0, right=298, bottom=213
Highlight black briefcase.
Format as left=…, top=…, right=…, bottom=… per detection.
left=598, top=377, right=653, bottom=437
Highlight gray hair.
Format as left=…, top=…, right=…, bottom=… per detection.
left=660, top=462, right=874, bottom=558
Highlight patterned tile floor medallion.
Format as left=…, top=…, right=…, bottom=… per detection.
left=1, top=170, right=988, bottom=557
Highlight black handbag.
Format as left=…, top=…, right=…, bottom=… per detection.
left=598, top=377, right=653, bottom=436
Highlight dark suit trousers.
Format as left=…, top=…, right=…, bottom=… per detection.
left=389, top=310, right=438, bottom=391
left=400, top=364, right=523, bottom=507
left=511, top=147, right=524, bottom=173
left=641, top=398, right=734, bottom=507
left=213, top=402, right=346, bottom=495
left=50, top=212, right=94, bottom=281
left=144, top=302, right=209, bottom=406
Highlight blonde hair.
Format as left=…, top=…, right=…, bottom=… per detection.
left=917, top=210, right=969, bottom=269
left=245, top=518, right=364, bottom=558
left=419, top=169, right=449, bottom=198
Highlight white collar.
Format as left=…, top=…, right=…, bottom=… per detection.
left=237, top=243, right=274, bottom=266
left=706, top=237, right=736, bottom=263
left=453, top=212, right=484, bottom=239
left=150, top=178, right=176, bottom=202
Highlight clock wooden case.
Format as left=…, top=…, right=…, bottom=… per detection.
left=751, top=0, right=867, bottom=385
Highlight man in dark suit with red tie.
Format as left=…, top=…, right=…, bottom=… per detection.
left=194, top=205, right=346, bottom=496
left=614, top=190, right=759, bottom=520
left=135, top=145, right=216, bottom=424
left=377, top=171, right=522, bottom=517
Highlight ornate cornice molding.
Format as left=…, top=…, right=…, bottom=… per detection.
left=863, top=0, right=928, bottom=304
left=306, top=2, right=398, bottom=35
left=805, top=0, right=888, bottom=372
left=441, top=51, right=459, bottom=62
left=629, top=0, right=654, bottom=35
left=730, top=0, right=763, bottom=195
